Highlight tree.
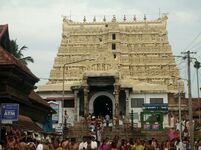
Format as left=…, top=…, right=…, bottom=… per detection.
left=8, top=39, right=34, bottom=65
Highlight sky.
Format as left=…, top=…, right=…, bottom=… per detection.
left=0, top=0, right=201, bottom=97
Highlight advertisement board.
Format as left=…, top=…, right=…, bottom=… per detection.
left=1, top=103, right=19, bottom=121
left=49, top=102, right=59, bottom=124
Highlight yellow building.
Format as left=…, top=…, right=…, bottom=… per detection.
left=37, top=15, right=184, bottom=129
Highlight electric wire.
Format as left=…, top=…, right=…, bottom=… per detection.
left=188, top=41, right=201, bottom=52
left=192, top=47, right=201, bottom=55
left=176, top=59, right=185, bottom=67
left=183, top=31, right=201, bottom=52
left=195, top=53, right=201, bottom=60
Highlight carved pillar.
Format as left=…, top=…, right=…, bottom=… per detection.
left=82, top=77, right=89, bottom=117
left=74, top=90, right=79, bottom=122
left=84, top=87, right=89, bottom=117
left=125, top=89, right=130, bottom=122
left=83, top=77, right=89, bottom=117
left=114, top=77, right=120, bottom=117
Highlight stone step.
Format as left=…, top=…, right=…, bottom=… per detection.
left=65, top=122, right=169, bottom=143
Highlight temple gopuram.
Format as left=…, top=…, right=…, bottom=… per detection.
left=37, top=15, right=186, bottom=131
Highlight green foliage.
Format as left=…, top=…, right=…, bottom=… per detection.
left=8, top=39, right=34, bottom=65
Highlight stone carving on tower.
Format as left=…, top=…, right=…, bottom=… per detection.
left=43, top=15, right=183, bottom=93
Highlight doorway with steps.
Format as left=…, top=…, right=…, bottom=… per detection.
left=93, top=95, right=113, bottom=118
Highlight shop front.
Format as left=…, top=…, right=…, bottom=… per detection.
left=141, top=103, right=168, bottom=130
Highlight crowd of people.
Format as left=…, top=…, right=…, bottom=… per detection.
left=0, top=126, right=61, bottom=150
left=1, top=129, right=201, bottom=150
left=0, top=115, right=201, bottom=150
left=86, top=113, right=126, bottom=141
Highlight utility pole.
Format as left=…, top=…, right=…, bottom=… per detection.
left=178, top=80, right=182, bottom=141
left=182, top=50, right=196, bottom=150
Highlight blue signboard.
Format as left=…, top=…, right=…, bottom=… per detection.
left=1, top=103, right=19, bottom=121
left=143, top=103, right=168, bottom=111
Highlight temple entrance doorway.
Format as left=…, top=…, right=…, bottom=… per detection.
left=93, top=96, right=113, bottom=118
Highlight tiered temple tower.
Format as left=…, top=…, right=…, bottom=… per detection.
left=38, top=15, right=184, bottom=129
left=47, top=15, right=181, bottom=90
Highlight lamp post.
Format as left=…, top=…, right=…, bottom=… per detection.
left=178, top=80, right=182, bottom=141
left=62, top=58, right=95, bottom=131
left=194, top=60, right=200, bottom=124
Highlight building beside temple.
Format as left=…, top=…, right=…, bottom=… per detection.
left=0, top=24, right=54, bottom=133
left=37, top=15, right=185, bottom=131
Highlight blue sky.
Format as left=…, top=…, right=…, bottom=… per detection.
left=0, top=0, right=201, bottom=97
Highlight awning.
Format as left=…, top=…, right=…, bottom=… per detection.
left=193, top=110, right=201, bottom=117
left=11, top=115, right=43, bottom=132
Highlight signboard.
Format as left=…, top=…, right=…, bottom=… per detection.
left=55, top=127, right=63, bottom=133
left=141, top=112, right=163, bottom=130
left=143, top=123, right=160, bottom=130
left=143, top=103, right=168, bottom=111
left=1, top=103, right=19, bottom=121
left=1, top=120, right=13, bottom=124
left=49, top=102, right=59, bottom=124
left=152, top=124, right=160, bottom=130
left=144, top=123, right=151, bottom=130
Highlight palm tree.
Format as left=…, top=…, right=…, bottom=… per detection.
left=8, top=39, right=34, bottom=65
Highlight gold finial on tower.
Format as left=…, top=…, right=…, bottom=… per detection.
left=144, top=14, right=147, bottom=21
left=63, top=16, right=67, bottom=22
left=83, top=16, right=86, bottom=22
left=133, top=15, right=136, bottom=21
left=103, top=16, right=106, bottom=22
left=123, top=15, right=127, bottom=21
left=112, top=15, right=116, bottom=22
left=93, top=16, right=96, bottom=22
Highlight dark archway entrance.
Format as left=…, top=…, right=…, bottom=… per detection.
left=93, top=96, right=113, bottom=118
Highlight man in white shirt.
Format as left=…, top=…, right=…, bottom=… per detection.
left=36, top=144, right=43, bottom=150
left=91, top=136, right=98, bottom=149
left=79, top=136, right=87, bottom=150
left=105, top=114, right=110, bottom=127
left=175, top=139, right=185, bottom=150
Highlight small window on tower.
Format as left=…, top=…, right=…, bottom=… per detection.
left=112, top=43, right=116, bottom=50
left=113, top=54, right=116, bottom=59
left=112, top=33, right=116, bottom=40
